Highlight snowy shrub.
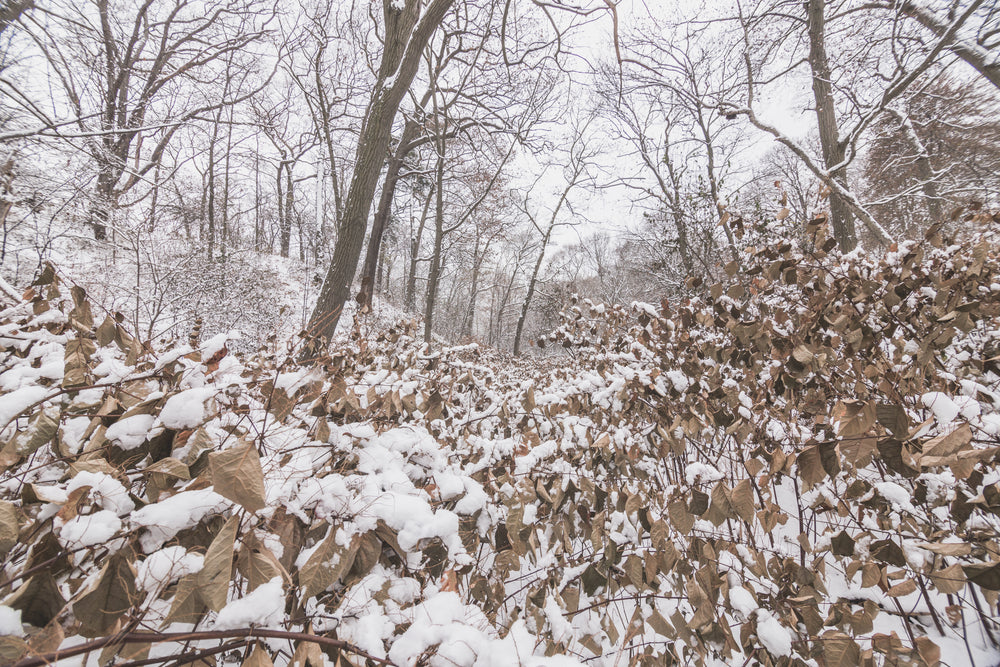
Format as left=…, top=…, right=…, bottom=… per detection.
left=2, top=215, right=1000, bottom=666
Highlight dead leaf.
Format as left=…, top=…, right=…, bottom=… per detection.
left=209, top=443, right=266, bottom=512
left=74, top=552, right=137, bottom=637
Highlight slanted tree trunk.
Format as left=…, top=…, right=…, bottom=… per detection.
left=890, top=0, right=999, bottom=92
left=306, top=0, right=455, bottom=347
left=806, top=0, right=857, bottom=251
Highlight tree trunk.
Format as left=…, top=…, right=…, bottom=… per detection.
left=275, top=161, right=285, bottom=256
left=460, top=239, right=486, bottom=339
left=221, top=108, right=233, bottom=263
left=254, top=136, right=262, bottom=251
left=148, top=161, right=161, bottom=233
left=283, top=162, right=294, bottom=258
left=405, top=184, right=435, bottom=313
left=493, top=260, right=520, bottom=348
left=357, top=118, right=421, bottom=310
left=806, top=0, right=857, bottom=252
left=206, top=126, right=218, bottom=260
left=513, top=226, right=552, bottom=356
left=91, top=172, right=115, bottom=241
left=0, top=0, right=32, bottom=37
left=888, top=107, right=944, bottom=223
left=306, top=0, right=455, bottom=347
left=663, top=156, right=695, bottom=279
left=423, top=143, right=446, bottom=344
left=697, top=110, right=737, bottom=260
left=894, top=1, right=1000, bottom=92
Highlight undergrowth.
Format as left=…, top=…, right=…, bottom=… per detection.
left=1, top=214, right=1000, bottom=666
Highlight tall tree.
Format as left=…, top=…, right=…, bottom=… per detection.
left=305, top=0, right=455, bottom=346
left=512, top=124, right=596, bottom=355
left=805, top=0, right=856, bottom=251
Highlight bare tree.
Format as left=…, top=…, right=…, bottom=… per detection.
left=867, top=0, right=1000, bottom=91
left=8, top=0, right=273, bottom=239
left=512, top=122, right=596, bottom=355
left=718, top=0, right=985, bottom=249
left=863, top=76, right=1000, bottom=235
left=805, top=0, right=856, bottom=250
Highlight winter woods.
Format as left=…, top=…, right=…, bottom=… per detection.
left=1, top=0, right=1000, bottom=665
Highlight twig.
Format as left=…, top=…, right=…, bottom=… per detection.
left=11, top=628, right=395, bottom=667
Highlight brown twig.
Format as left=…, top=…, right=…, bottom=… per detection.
left=11, top=628, right=395, bottom=667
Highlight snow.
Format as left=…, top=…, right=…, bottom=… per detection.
left=664, top=369, right=691, bottom=392
left=0, top=605, right=23, bottom=636
left=213, top=577, right=285, bottom=629
left=130, top=488, right=230, bottom=551
left=60, top=416, right=92, bottom=455
left=0, top=385, right=49, bottom=427
left=66, top=470, right=135, bottom=515
left=6, top=227, right=1000, bottom=665
left=755, top=610, right=792, bottom=657
left=136, top=546, right=204, bottom=592
left=875, top=481, right=916, bottom=513
left=159, top=387, right=216, bottom=429
left=104, top=413, right=155, bottom=450
left=388, top=593, right=582, bottom=667
left=686, top=462, right=724, bottom=485
left=57, top=510, right=122, bottom=548
left=729, top=586, right=758, bottom=618
left=921, top=392, right=960, bottom=425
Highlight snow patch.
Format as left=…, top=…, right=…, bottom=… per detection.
left=214, top=577, right=285, bottom=629
left=159, top=388, right=216, bottom=429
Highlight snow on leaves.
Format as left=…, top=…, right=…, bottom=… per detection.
left=3, top=223, right=1000, bottom=665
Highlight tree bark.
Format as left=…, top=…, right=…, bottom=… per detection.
left=0, top=0, right=32, bottom=37
left=806, top=0, right=857, bottom=252
left=405, top=183, right=435, bottom=313
left=275, top=161, right=285, bottom=257
left=357, top=118, right=421, bottom=310
left=221, top=107, right=233, bottom=262
left=887, top=107, right=944, bottom=223
left=306, top=0, right=455, bottom=347
left=513, top=225, right=552, bottom=356
left=423, top=141, right=446, bottom=344
left=281, top=161, right=294, bottom=258
left=460, top=238, right=488, bottom=339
